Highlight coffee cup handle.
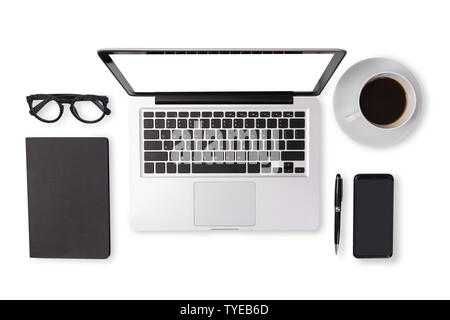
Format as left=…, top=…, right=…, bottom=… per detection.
left=345, top=111, right=362, bottom=122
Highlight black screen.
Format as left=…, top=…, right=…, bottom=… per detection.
left=353, top=174, right=394, bottom=258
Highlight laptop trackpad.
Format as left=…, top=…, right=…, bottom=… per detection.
left=194, top=182, right=256, bottom=227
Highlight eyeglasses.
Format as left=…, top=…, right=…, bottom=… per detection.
left=27, top=94, right=111, bottom=124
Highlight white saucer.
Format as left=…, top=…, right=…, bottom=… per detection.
left=334, top=58, right=422, bottom=147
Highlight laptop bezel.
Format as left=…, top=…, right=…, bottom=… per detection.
left=97, top=48, right=346, bottom=99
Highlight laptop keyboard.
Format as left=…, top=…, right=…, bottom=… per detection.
left=141, top=109, right=307, bottom=176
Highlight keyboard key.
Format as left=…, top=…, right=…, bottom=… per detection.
left=183, top=130, right=193, bottom=139
left=178, top=163, right=191, bottom=174
left=248, top=152, right=258, bottom=161
left=259, top=151, right=269, bottom=161
left=295, top=111, right=305, bottom=117
left=283, top=111, right=293, bottom=117
left=214, top=152, right=224, bottom=162
left=172, top=130, right=182, bottom=139
left=284, top=162, right=294, bottom=173
left=281, top=151, right=305, bottom=161
left=295, top=130, right=305, bottom=139
left=237, top=111, right=247, bottom=117
left=161, top=130, right=171, bottom=140
left=156, top=163, right=165, bottom=174
left=213, top=111, right=224, bottom=117
left=290, top=119, right=305, bottom=128
left=276, top=140, right=285, bottom=150
left=236, top=152, right=246, bottom=161
left=243, top=141, right=251, bottom=150
left=201, top=119, right=210, bottom=128
left=192, top=163, right=246, bottom=174
left=144, top=119, right=154, bottom=128
left=287, top=140, right=305, bottom=150
left=189, top=119, right=199, bottom=128
left=185, top=140, right=195, bottom=150
left=177, top=119, right=187, bottom=128
left=270, top=151, right=281, bottom=161
left=144, top=130, right=159, bottom=140
left=273, top=167, right=282, bottom=174
left=234, top=119, right=243, bottom=128
left=205, top=130, right=216, bottom=139
left=254, top=140, right=263, bottom=150
left=267, top=119, right=277, bottom=128
left=194, top=130, right=203, bottom=140
left=203, top=151, right=213, bottom=161
left=155, top=119, right=165, bottom=128
left=179, top=112, right=189, bottom=118
left=272, top=129, right=283, bottom=139
left=156, top=112, right=165, bottom=118
left=225, top=111, right=235, bottom=117
left=261, top=162, right=271, bottom=173
left=261, top=130, right=271, bottom=140
left=166, top=119, right=176, bottom=128
left=250, top=130, right=259, bottom=139
left=256, top=119, right=266, bottom=128
left=145, top=152, right=168, bottom=161
left=164, top=141, right=173, bottom=150
left=265, top=140, right=273, bottom=150
left=295, top=167, right=305, bottom=174
left=260, top=112, right=270, bottom=117
left=222, top=119, right=232, bottom=128
left=217, top=130, right=227, bottom=140
left=190, top=111, right=201, bottom=118
left=248, top=162, right=260, bottom=173
left=278, top=119, right=289, bottom=128
left=245, top=119, right=255, bottom=128
left=249, top=111, right=259, bottom=117
left=180, top=151, right=191, bottom=162
left=202, top=112, right=212, bottom=118
left=144, top=141, right=162, bottom=150
left=284, top=130, right=294, bottom=139
left=167, top=112, right=177, bottom=118
left=192, top=152, right=202, bottom=162
left=143, top=112, right=154, bottom=118
left=167, top=162, right=176, bottom=173
left=175, top=141, right=184, bottom=150
left=272, top=111, right=282, bottom=117
left=232, top=141, right=241, bottom=151
left=239, top=130, right=250, bottom=140
left=211, top=119, right=221, bottom=128
left=208, top=141, right=219, bottom=151
left=169, top=151, right=179, bottom=162
left=144, top=162, right=154, bottom=174
left=225, top=152, right=235, bottom=161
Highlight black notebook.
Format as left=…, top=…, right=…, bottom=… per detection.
left=26, top=138, right=110, bottom=259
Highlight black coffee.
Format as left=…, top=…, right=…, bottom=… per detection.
left=359, top=77, right=407, bottom=126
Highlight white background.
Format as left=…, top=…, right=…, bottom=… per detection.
left=0, top=0, right=448, bottom=300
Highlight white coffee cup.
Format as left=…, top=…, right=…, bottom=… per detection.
left=345, top=72, right=416, bottom=129
left=334, top=58, right=421, bottom=146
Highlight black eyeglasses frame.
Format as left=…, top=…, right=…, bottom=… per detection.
left=27, top=94, right=111, bottom=124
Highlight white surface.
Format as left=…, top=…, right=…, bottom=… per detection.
left=130, top=101, right=320, bottom=231
left=334, top=58, right=421, bottom=146
left=0, top=0, right=448, bottom=300
left=112, top=52, right=334, bottom=92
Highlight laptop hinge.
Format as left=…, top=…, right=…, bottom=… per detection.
left=154, top=92, right=294, bottom=105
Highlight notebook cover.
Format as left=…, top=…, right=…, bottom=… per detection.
left=26, top=138, right=110, bottom=259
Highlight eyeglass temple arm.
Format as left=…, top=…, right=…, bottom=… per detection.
left=30, top=99, right=52, bottom=115
left=92, top=99, right=111, bottom=115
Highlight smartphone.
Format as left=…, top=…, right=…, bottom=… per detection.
left=353, top=174, right=394, bottom=259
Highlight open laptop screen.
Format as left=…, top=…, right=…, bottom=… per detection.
left=98, top=49, right=346, bottom=96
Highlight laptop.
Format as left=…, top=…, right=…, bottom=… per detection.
left=98, top=49, right=346, bottom=231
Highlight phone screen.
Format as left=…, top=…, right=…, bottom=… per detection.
left=353, top=174, right=394, bottom=258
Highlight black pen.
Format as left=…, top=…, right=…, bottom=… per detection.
left=334, top=174, right=343, bottom=255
